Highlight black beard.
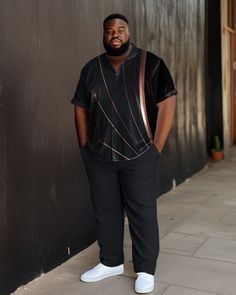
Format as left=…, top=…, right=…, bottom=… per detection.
left=103, top=38, right=130, bottom=56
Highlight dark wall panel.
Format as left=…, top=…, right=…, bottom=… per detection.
left=133, top=0, right=207, bottom=192
left=0, top=1, right=206, bottom=294
left=205, top=0, right=223, bottom=154
left=0, top=0, right=7, bottom=292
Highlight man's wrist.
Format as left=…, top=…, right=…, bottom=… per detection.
left=153, top=142, right=163, bottom=154
left=80, top=141, right=88, bottom=149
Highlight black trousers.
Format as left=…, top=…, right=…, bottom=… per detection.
left=80, top=144, right=160, bottom=275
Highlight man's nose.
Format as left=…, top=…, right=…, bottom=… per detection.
left=111, top=30, right=119, bottom=37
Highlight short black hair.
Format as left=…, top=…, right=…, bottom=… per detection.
left=103, top=13, right=129, bottom=29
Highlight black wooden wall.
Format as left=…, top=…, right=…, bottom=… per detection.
left=0, top=1, right=206, bottom=294
left=205, top=0, right=223, bottom=154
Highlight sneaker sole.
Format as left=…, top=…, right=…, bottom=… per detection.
left=80, top=269, right=124, bottom=283
left=135, top=285, right=154, bottom=294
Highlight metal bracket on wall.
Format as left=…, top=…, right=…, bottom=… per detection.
left=223, top=26, right=234, bottom=34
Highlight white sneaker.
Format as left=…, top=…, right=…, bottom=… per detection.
left=80, top=263, right=124, bottom=282
left=135, top=272, right=154, bottom=293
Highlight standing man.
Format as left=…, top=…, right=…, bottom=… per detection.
left=71, top=13, right=177, bottom=294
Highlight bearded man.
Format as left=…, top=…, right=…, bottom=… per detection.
left=71, top=13, right=177, bottom=293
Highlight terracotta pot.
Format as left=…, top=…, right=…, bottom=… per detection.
left=211, top=151, right=224, bottom=161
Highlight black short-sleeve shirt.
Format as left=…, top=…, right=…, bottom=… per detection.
left=71, top=44, right=177, bottom=161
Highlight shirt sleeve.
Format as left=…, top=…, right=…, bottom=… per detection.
left=70, top=71, right=90, bottom=109
left=151, top=58, right=178, bottom=104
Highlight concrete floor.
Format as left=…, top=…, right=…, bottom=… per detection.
left=12, top=147, right=236, bottom=295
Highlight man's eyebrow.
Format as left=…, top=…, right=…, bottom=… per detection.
left=105, top=25, right=126, bottom=30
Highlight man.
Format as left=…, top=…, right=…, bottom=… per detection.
left=71, top=13, right=177, bottom=294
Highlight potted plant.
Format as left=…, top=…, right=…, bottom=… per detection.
left=211, top=135, right=224, bottom=160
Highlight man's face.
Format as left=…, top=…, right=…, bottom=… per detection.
left=103, top=19, right=130, bottom=49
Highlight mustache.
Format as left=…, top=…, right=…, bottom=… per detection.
left=110, top=37, right=122, bottom=43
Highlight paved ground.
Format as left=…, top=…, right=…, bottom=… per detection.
left=12, top=146, right=236, bottom=295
